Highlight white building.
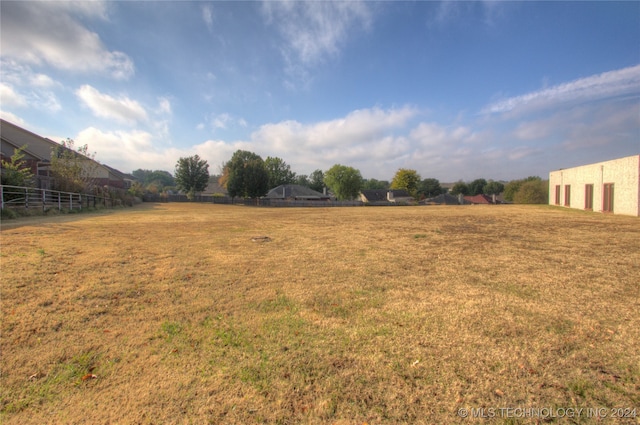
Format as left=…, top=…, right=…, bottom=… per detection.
left=548, top=155, right=640, bottom=217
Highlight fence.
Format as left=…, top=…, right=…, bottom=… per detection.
left=1, top=185, right=116, bottom=212
left=258, top=198, right=363, bottom=207
left=144, top=193, right=365, bottom=207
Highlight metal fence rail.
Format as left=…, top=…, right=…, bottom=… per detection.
left=1, top=185, right=115, bottom=212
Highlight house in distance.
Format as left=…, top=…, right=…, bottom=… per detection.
left=265, top=184, right=330, bottom=201
left=548, top=154, right=640, bottom=217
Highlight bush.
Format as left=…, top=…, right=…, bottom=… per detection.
left=513, top=180, right=548, bottom=204
left=1, top=208, right=19, bottom=220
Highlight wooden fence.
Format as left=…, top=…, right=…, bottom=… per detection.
left=1, top=185, right=116, bottom=212
left=143, top=193, right=364, bottom=207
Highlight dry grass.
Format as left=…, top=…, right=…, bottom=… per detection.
left=1, top=203, right=638, bottom=424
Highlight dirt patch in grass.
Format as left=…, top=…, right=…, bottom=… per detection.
left=1, top=203, right=639, bottom=424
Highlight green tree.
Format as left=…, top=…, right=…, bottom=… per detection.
left=127, top=181, right=145, bottom=198
left=323, top=164, right=363, bottom=200
left=450, top=181, right=469, bottom=196
left=224, top=150, right=269, bottom=199
left=418, top=178, right=444, bottom=198
left=174, top=155, right=209, bottom=200
left=295, top=174, right=310, bottom=187
left=264, top=156, right=296, bottom=188
left=513, top=179, right=548, bottom=204
left=132, top=169, right=175, bottom=191
left=50, top=138, right=98, bottom=193
left=483, top=180, right=505, bottom=196
left=391, top=168, right=421, bottom=199
left=148, top=170, right=174, bottom=188
left=504, top=176, right=541, bottom=202
left=468, top=178, right=488, bottom=196
left=363, top=178, right=389, bottom=190
left=0, top=146, right=35, bottom=187
left=309, top=169, right=325, bottom=193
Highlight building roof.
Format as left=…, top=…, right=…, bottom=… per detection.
left=1, top=119, right=59, bottom=161
left=202, top=180, right=227, bottom=195
left=463, top=194, right=494, bottom=204
left=265, top=184, right=327, bottom=199
left=423, top=193, right=468, bottom=205
left=1, top=119, right=128, bottom=184
left=361, top=189, right=410, bottom=202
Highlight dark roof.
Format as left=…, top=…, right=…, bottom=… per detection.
left=265, top=184, right=327, bottom=199
left=203, top=180, right=227, bottom=195
left=103, top=164, right=130, bottom=180
left=360, top=189, right=410, bottom=202
left=1, top=119, right=59, bottom=160
left=423, top=193, right=469, bottom=205
left=1, top=119, right=127, bottom=184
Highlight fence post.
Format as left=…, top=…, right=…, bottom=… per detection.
left=25, top=187, right=29, bottom=209
left=0, top=186, right=3, bottom=210
left=70, top=193, right=73, bottom=210
left=79, top=194, right=82, bottom=211
left=58, top=192, right=61, bottom=211
left=42, top=188, right=46, bottom=212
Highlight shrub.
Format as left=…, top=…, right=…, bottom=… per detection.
left=513, top=180, right=548, bottom=204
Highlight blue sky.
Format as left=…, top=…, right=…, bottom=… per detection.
left=1, top=1, right=639, bottom=182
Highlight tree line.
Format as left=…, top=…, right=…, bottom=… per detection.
left=169, top=150, right=548, bottom=203
left=0, top=142, right=548, bottom=204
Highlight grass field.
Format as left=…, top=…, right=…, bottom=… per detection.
left=1, top=203, right=638, bottom=424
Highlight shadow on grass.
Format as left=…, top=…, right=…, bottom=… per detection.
left=0, top=203, right=163, bottom=231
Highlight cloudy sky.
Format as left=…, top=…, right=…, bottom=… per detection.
left=1, top=1, right=638, bottom=182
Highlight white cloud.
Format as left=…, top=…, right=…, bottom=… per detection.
left=561, top=101, right=640, bottom=151
left=0, top=83, right=27, bottom=108
left=157, top=97, right=172, bottom=115
left=76, top=127, right=173, bottom=172
left=213, top=113, right=232, bottom=129
left=75, top=106, right=420, bottom=176
left=31, top=91, right=62, bottom=113
left=202, top=4, right=214, bottom=32
left=249, top=106, right=418, bottom=174
left=252, top=106, right=416, bottom=152
left=484, top=64, right=640, bottom=115
left=0, top=60, right=59, bottom=88
left=29, top=73, right=57, bottom=88
left=408, top=122, right=479, bottom=165
left=0, top=110, right=26, bottom=126
left=75, top=126, right=251, bottom=174
left=206, top=113, right=248, bottom=132
left=262, top=1, right=372, bottom=84
left=0, top=60, right=63, bottom=114
left=429, top=1, right=505, bottom=28
left=0, top=81, right=60, bottom=113
left=67, top=90, right=638, bottom=183
left=0, top=1, right=134, bottom=80
left=76, top=85, right=148, bottom=125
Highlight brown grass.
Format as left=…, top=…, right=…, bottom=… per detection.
left=1, top=203, right=638, bottom=424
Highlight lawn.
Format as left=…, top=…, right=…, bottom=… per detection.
left=1, top=203, right=638, bottom=424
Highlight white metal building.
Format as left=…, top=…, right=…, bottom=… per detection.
left=548, top=155, right=640, bottom=217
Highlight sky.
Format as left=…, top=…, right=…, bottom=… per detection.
left=1, top=1, right=639, bottom=182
